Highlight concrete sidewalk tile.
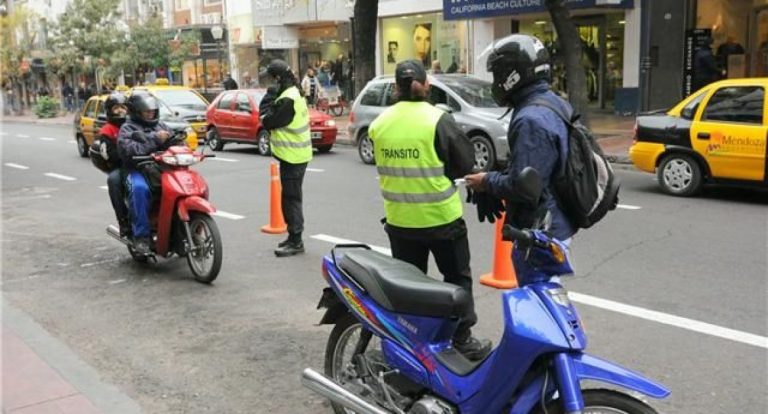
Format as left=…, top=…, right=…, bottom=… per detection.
left=2, top=329, right=78, bottom=411
left=9, top=394, right=101, bottom=414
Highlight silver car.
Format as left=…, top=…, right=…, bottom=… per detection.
left=348, top=74, right=511, bottom=171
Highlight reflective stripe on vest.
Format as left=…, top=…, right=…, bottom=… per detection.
left=369, top=101, right=462, bottom=229
left=270, top=86, right=313, bottom=164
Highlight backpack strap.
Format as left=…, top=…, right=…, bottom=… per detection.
left=526, top=97, right=579, bottom=128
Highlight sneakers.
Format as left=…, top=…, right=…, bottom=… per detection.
left=133, top=237, right=152, bottom=255
left=453, top=336, right=492, bottom=361
left=274, top=241, right=305, bottom=257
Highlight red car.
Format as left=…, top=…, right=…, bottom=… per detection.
left=205, top=88, right=337, bottom=155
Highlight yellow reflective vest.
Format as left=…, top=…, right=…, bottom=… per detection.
left=270, top=86, right=313, bottom=164
left=369, top=101, right=462, bottom=228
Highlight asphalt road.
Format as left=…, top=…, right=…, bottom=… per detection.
left=2, top=122, right=767, bottom=413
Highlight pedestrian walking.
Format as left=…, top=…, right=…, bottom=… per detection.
left=222, top=73, right=238, bottom=90
left=368, top=59, right=491, bottom=361
left=259, top=60, right=313, bottom=257
left=62, top=83, right=74, bottom=112
left=301, top=68, right=321, bottom=107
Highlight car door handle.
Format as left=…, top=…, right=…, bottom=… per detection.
left=697, top=132, right=710, bottom=139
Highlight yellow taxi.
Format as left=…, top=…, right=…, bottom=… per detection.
left=131, top=78, right=210, bottom=149
left=629, top=78, right=768, bottom=196
left=74, top=92, right=199, bottom=157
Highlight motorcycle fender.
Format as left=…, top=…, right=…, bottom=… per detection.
left=573, top=353, right=670, bottom=399
left=317, top=287, right=350, bottom=325
left=177, top=196, right=216, bottom=222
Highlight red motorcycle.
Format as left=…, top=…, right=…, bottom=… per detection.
left=107, top=140, right=223, bottom=284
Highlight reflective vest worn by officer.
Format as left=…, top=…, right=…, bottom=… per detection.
left=269, top=86, right=313, bottom=164
left=369, top=101, right=462, bottom=228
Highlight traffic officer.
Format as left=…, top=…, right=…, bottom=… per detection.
left=260, top=59, right=312, bottom=257
left=368, top=59, right=491, bottom=361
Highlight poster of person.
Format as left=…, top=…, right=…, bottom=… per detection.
left=387, top=41, right=398, bottom=63
left=413, top=23, right=432, bottom=67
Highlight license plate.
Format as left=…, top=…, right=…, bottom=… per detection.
left=311, top=131, right=323, bottom=140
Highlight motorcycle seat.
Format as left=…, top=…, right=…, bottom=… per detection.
left=339, top=249, right=471, bottom=319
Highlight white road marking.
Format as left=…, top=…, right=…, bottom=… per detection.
left=311, top=234, right=768, bottom=349
left=0, top=131, right=7, bottom=136
left=617, top=204, right=642, bottom=210
left=208, top=157, right=239, bottom=163
left=5, top=163, right=30, bottom=170
left=80, top=258, right=121, bottom=268
left=109, top=278, right=127, bottom=285
left=311, top=234, right=391, bottom=255
left=44, top=173, right=76, bottom=181
left=212, top=210, right=245, bottom=220
left=16, top=134, right=30, bottom=138
left=39, top=137, right=56, bottom=141
left=568, top=292, right=768, bottom=349
left=67, top=140, right=77, bottom=145
left=307, top=168, right=325, bottom=173
left=99, top=186, right=108, bottom=190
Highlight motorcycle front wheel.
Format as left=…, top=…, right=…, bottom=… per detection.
left=186, top=213, right=222, bottom=284
left=534, top=389, right=659, bottom=414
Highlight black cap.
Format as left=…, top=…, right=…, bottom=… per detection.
left=395, top=59, right=427, bottom=88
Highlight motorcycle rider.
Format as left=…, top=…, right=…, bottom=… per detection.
left=259, top=59, right=313, bottom=257
left=117, top=92, right=174, bottom=254
left=89, top=92, right=130, bottom=237
left=465, top=34, right=575, bottom=247
left=368, top=59, right=491, bottom=361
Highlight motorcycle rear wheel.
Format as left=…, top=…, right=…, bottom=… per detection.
left=324, top=313, right=385, bottom=414
left=186, top=213, right=222, bottom=284
left=533, top=389, right=658, bottom=414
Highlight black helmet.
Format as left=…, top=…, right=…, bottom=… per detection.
left=266, top=59, right=291, bottom=80
left=127, top=92, right=159, bottom=127
left=104, top=92, right=128, bottom=126
left=482, top=34, right=551, bottom=106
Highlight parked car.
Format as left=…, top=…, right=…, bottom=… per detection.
left=73, top=94, right=198, bottom=157
left=205, top=88, right=338, bottom=155
left=348, top=74, right=511, bottom=171
left=629, top=78, right=767, bottom=196
left=131, top=78, right=209, bottom=148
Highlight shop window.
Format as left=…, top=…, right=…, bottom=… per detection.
left=360, top=83, right=387, bottom=106
left=702, top=86, right=764, bottom=124
left=217, top=92, right=234, bottom=110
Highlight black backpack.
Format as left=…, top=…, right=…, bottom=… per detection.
left=529, top=98, right=620, bottom=229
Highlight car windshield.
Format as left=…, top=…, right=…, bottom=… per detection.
left=247, top=91, right=265, bottom=106
left=439, top=77, right=498, bottom=108
left=152, top=89, right=208, bottom=111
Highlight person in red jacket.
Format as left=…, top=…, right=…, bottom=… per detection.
left=89, top=93, right=130, bottom=236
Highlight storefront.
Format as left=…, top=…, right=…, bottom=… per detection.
left=176, top=26, right=231, bottom=93
left=298, top=23, right=351, bottom=76
left=379, top=12, right=470, bottom=75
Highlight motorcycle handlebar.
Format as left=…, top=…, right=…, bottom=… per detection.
left=502, top=225, right=548, bottom=249
left=132, top=155, right=153, bottom=161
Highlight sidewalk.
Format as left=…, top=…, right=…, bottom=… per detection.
left=2, top=301, right=142, bottom=414
left=1, top=108, right=635, bottom=164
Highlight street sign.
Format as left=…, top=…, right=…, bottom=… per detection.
left=443, top=0, right=633, bottom=21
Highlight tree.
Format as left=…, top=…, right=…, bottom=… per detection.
left=546, top=0, right=590, bottom=126
left=352, top=0, right=378, bottom=98
left=1, top=4, right=39, bottom=112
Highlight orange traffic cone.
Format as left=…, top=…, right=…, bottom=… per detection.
left=261, top=161, right=288, bottom=234
left=480, top=213, right=518, bottom=289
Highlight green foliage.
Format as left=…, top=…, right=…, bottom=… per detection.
left=34, top=96, right=60, bottom=118
left=52, top=0, right=124, bottom=60
left=1, top=5, right=37, bottom=83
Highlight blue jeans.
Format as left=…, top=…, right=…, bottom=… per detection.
left=107, top=169, right=128, bottom=224
left=126, top=171, right=152, bottom=238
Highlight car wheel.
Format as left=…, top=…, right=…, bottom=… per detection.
left=317, top=145, right=333, bottom=154
left=470, top=134, right=495, bottom=172
left=76, top=135, right=88, bottom=158
left=358, top=130, right=374, bottom=165
left=657, top=153, right=703, bottom=196
left=207, top=127, right=224, bottom=151
left=257, top=129, right=271, bottom=156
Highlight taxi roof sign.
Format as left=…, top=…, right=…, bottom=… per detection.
left=155, top=78, right=170, bottom=85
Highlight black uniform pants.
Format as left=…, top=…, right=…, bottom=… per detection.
left=279, top=160, right=308, bottom=238
left=386, top=232, right=477, bottom=341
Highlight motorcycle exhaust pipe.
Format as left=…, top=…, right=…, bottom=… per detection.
left=301, top=368, right=389, bottom=414
left=106, top=225, right=128, bottom=245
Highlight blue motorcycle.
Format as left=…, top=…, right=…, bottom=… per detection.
left=303, top=170, right=670, bottom=414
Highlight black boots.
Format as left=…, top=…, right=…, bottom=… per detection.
left=453, top=334, right=492, bottom=361
left=274, top=233, right=305, bottom=257
left=118, top=218, right=132, bottom=239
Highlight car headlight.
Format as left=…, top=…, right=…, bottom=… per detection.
left=324, top=119, right=336, bottom=127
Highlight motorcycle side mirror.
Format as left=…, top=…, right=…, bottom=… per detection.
left=515, top=167, right=542, bottom=207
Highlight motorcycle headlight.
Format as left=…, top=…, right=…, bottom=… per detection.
left=324, top=119, right=336, bottom=127
left=547, top=288, right=572, bottom=308
left=163, top=153, right=198, bottom=166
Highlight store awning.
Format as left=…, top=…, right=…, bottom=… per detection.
left=443, top=0, right=633, bottom=21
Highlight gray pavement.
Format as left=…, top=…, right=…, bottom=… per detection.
left=1, top=122, right=766, bottom=413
